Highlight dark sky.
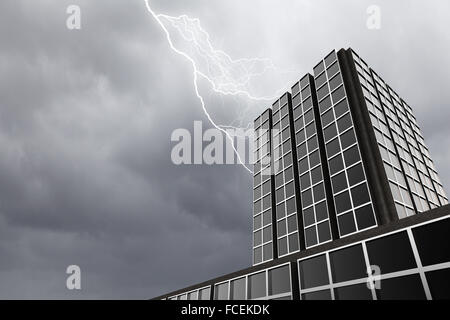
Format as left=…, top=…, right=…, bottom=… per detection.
left=0, top=0, right=449, bottom=299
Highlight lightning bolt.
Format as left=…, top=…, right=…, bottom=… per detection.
left=143, top=0, right=298, bottom=174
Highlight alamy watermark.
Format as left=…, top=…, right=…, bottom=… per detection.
left=171, top=121, right=283, bottom=175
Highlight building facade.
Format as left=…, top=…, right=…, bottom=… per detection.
left=156, top=48, right=450, bottom=300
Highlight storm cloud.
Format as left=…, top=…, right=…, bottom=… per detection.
left=0, top=0, right=449, bottom=298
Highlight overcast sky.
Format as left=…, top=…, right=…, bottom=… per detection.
left=0, top=0, right=449, bottom=299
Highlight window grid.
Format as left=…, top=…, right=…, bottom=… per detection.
left=292, top=75, right=332, bottom=249
left=253, top=110, right=273, bottom=265
left=314, top=51, right=377, bottom=238
left=273, top=96, right=300, bottom=257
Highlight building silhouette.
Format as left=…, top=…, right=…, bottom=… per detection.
left=155, top=48, right=450, bottom=300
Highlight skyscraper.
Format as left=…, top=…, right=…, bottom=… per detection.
left=252, top=48, right=448, bottom=265
left=155, top=48, right=450, bottom=301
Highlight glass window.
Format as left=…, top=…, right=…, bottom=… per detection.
left=263, top=243, right=273, bottom=260
left=289, top=233, right=300, bottom=252
left=366, top=232, right=416, bottom=274
left=329, top=244, right=367, bottom=283
left=317, top=221, right=331, bottom=243
left=340, top=128, right=356, bottom=150
left=347, top=163, right=365, bottom=185
left=253, top=247, right=262, bottom=265
left=338, top=213, right=356, bottom=236
left=254, top=230, right=262, bottom=246
left=304, top=207, right=315, bottom=227
left=315, top=201, right=328, bottom=221
left=248, top=272, right=266, bottom=299
left=302, top=290, right=332, bottom=300
left=329, top=73, right=343, bottom=92
left=337, top=113, right=352, bottom=133
left=298, top=255, right=329, bottom=289
left=305, top=226, right=318, bottom=247
left=326, top=138, right=341, bottom=158
left=329, top=154, right=344, bottom=175
left=311, top=166, right=323, bottom=184
left=355, top=204, right=376, bottom=230
left=335, top=191, right=352, bottom=214
left=343, top=145, right=360, bottom=167
left=263, top=226, right=272, bottom=243
left=426, top=268, right=450, bottom=300
left=351, top=183, right=370, bottom=207
left=413, top=219, right=450, bottom=266
left=321, top=109, right=334, bottom=127
left=378, top=274, right=426, bottom=300
left=309, top=150, right=320, bottom=167
left=334, top=283, right=373, bottom=300
left=214, top=282, right=229, bottom=300
left=278, top=237, right=288, bottom=256
left=230, top=278, right=246, bottom=300
left=313, top=183, right=325, bottom=202
left=199, top=287, right=211, bottom=300
left=334, top=99, right=349, bottom=118
left=324, top=123, right=338, bottom=142
left=302, top=189, right=313, bottom=207
left=287, top=215, right=297, bottom=233
left=331, top=85, right=345, bottom=103
left=332, top=172, right=348, bottom=193
left=268, top=265, right=291, bottom=296
left=327, top=62, right=339, bottom=78
left=319, top=96, right=332, bottom=113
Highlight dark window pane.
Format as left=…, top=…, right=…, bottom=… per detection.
left=329, top=244, right=366, bottom=283
left=426, top=269, right=450, bottom=300
left=263, top=225, right=272, bottom=243
left=332, top=172, right=348, bottom=193
left=340, top=128, right=356, bottom=149
left=302, top=290, right=332, bottom=300
left=278, top=237, right=288, bottom=256
left=254, top=230, right=262, bottom=246
left=304, top=207, right=315, bottom=227
left=338, top=212, right=356, bottom=236
left=296, top=130, right=305, bottom=144
left=286, top=197, right=296, bottom=214
left=351, top=183, right=371, bottom=207
left=366, top=231, right=416, bottom=275
left=269, top=265, right=291, bottom=296
left=334, top=283, right=373, bottom=300
left=329, top=73, right=343, bottom=92
left=299, top=157, right=309, bottom=174
left=313, top=183, right=325, bottom=202
left=297, top=143, right=307, bottom=158
left=304, top=109, right=314, bottom=124
left=285, top=181, right=294, bottom=198
left=230, top=278, right=246, bottom=300
left=311, top=166, right=323, bottom=184
left=343, top=145, right=360, bottom=167
left=263, top=210, right=271, bottom=226
left=334, top=99, right=349, bottom=118
left=214, top=283, right=229, bottom=300
left=309, top=150, right=320, bottom=167
left=306, top=123, right=316, bottom=138
left=335, top=191, right=352, bottom=214
left=302, top=86, right=311, bottom=99
left=314, top=61, right=325, bottom=76
left=331, top=85, right=345, bottom=104
left=315, top=72, right=327, bottom=88
left=305, top=226, right=318, bottom=247
left=321, top=109, right=334, bottom=127
left=307, top=136, right=318, bottom=151
left=329, top=154, right=344, bottom=175
left=317, top=83, right=329, bottom=101
left=355, top=204, right=376, bottom=230
left=300, top=173, right=311, bottom=190
left=289, top=233, right=299, bottom=252
left=277, top=220, right=287, bottom=237
left=326, top=138, right=340, bottom=158
left=253, top=247, right=262, bottom=265
left=248, top=272, right=266, bottom=299
left=324, top=123, right=338, bottom=142
left=263, top=243, right=273, bottom=260
left=302, top=189, right=313, bottom=207
left=348, top=163, right=365, bottom=185
left=317, top=221, right=331, bottom=243
left=315, top=201, right=328, bottom=221
left=325, top=51, right=337, bottom=67
left=337, top=113, right=352, bottom=133
left=327, top=62, right=340, bottom=78
left=378, top=274, right=426, bottom=300
left=287, top=215, right=297, bottom=233
left=319, top=95, right=332, bottom=113
left=413, top=219, right=450, bottom=266
left=299, top=255, right=329, bottom=289
left=276, top=203, right=285, bottom=219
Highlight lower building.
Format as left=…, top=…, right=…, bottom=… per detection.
left=154, top=205, right=450, bottom=300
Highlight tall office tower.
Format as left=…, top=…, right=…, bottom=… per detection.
left=157, top=48, right=450, bottom=301
left=252, top=48, right=448, bottom=265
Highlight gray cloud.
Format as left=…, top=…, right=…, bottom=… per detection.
left=0, top=0, right=449, bottom=298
